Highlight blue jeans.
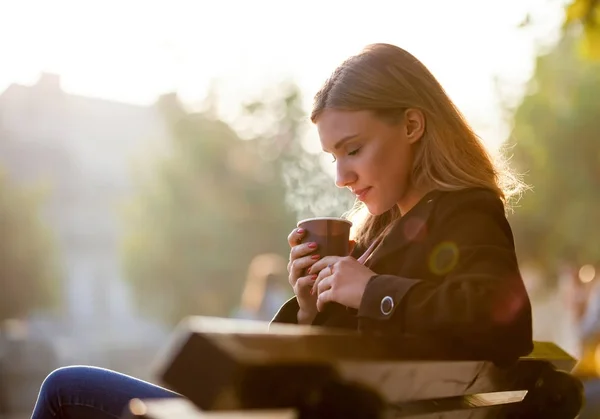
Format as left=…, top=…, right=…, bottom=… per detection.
left=31, top=366, right=180, bottom=419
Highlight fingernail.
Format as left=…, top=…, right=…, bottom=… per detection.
left=297, top=228, right=304, bottom=234
left=308, top=242, right=317, bottom=248
left=307, top=268, right=312, bottom=274
left=311, top=255, right=320, bottom=260
left=311, top=275, right=318, bottom=280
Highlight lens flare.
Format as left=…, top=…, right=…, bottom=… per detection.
left=429, top=241, right=459, bottom=275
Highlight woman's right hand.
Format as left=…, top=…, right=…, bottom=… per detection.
left=287, top=228, right=320, bottom=324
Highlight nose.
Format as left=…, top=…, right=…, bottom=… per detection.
left=335, top=160, right=357, bottom=189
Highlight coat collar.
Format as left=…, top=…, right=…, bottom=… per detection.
left=365, top=190, right=442, bottom=268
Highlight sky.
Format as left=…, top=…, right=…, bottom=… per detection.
left=0, top=0, right=568, bottom=151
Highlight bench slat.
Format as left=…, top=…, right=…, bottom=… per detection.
left=152, top=317, right=576, bottom=411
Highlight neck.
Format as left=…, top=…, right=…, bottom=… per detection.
left=397, top=186, right=432, bottom=215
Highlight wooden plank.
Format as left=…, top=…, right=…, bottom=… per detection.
left=122, top=392, right=526, bottom=419
left=151, top=316, right=577, bottom=412
left=123, top=398, right=296, bottom=419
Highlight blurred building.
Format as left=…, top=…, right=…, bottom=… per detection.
left=0, top=73, right=171, bottom=382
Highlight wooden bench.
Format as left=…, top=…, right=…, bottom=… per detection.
left=123, top=316, right=584, bottom=418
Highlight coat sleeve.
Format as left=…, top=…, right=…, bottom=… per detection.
left=270, top=296, right=300, bottom=325
left=357, top=190, right=533, bottom=361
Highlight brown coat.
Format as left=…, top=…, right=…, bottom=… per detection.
left=271, top=188, right=533, bottom=363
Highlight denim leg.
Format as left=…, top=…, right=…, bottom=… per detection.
left=31, top=365, right=181, bottom=419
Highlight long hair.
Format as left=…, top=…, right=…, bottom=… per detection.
left=310, top=43, right=527, bottom=248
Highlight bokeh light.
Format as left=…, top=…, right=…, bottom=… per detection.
left=579, top=264, right=596, bottom=283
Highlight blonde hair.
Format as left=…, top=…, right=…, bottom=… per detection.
left=311, top=43, right=527, bottom=248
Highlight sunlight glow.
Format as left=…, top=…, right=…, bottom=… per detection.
left=0, top=0, right=566, bottom=151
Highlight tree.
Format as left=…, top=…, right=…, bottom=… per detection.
left=508, top=33, right=600, bottom=275
left=0, top=169, right=61, bottom=322
left=121, top=85, right=352, bottom=325
left=564, top=0, right=600, bottom=59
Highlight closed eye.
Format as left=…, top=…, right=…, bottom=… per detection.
left=331, top=147, right=361, bottom=163
left=348, top=147, right=361, bottom=156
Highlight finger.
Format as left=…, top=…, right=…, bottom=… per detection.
left=289, top=255, right=320, bottom=285
left=312, top=266, right=333, bottom=295
left=287, top=228, right=306, bottom=248
left=316, top=275, right=333, bottom=296
left=317, top=289, right=334, bottom=312
left=308, top=256, right=339, bottom=275
left=296, top=274, right=318, bottom=294
left=290, top=241, right=318, bottom=261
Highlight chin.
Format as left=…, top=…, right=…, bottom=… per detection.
left=364, top=202, right=395, bottom=216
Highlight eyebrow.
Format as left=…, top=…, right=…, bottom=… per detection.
left=323, top=134, right=359, bottom=152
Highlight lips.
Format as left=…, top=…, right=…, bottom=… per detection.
left=353, top=187, right=371, bottom=201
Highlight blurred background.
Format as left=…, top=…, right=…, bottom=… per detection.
left=0, top=0, right=599, bottom=416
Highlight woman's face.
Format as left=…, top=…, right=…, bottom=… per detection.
left=316, top=109, right=424, bottom=215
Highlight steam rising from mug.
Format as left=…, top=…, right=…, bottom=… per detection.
left=282, top=156, right=355, bottom=219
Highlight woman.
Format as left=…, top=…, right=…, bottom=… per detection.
left=30, top=43, right=533, bottom=419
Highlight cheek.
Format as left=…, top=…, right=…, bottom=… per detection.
left=378, top=143, right=412, bottom=183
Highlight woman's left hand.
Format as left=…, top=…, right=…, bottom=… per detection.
left=308, top=256, right=376, bottom=312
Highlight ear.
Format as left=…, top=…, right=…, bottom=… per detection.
left=404, top=108, right=425, bottom=144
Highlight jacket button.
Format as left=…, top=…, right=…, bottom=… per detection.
left=380, top=296, right=394, bottom=316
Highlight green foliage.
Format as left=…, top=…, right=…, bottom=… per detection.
left=121, top=85, right=353, bottom=325
left=509, top=34, right=600, bottom=273
left=564, top=0, right=600, bottom=60
left=0, top=169, right=62, bottom=321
